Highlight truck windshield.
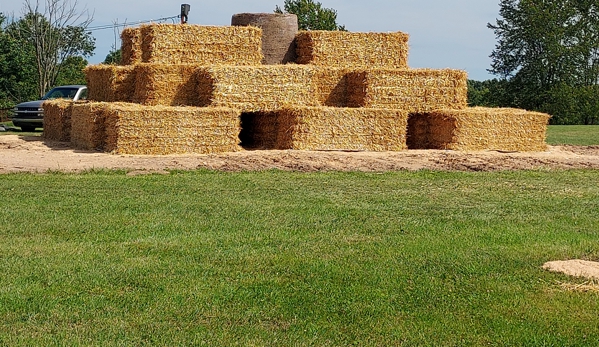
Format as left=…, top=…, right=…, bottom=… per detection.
left=42, top=88, right=79, bottom=100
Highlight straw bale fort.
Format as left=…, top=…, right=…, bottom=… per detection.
left=43, top=13, right=550, bottom=155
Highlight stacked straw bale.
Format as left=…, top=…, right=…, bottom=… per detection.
left=42, top=99, right=73, bottom=141
left=314, top=68, right=351, bottom=107
left=133, top=64, right=201, bottom=106
left=103, top=103, right=242, bottom=155
left=139, top=24, right=263, bottom=65
left=347, top=68, right=468, bottom=112
left=197, top=65, right=319, bottom=111
left=78, top=22, right=549, bottom=154
left=231, top=13, right=298, bottom=65
left=84, top=65, right=136, bottom=102
left=121, top=27, right=142, bottom=65
left=71, top=102, right=109, bottom=151
left=408, top=107, right=550, bottom=151
left=276, top=107, right=409, bottom=151
left=296, top=31, right=409, bottom=68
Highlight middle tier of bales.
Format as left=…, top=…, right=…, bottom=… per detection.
left=347, top=69, right=468, bottom=112
left=121, top=24, right=263, bottom=65
left=133, top=64, right=201, bottom=106
left=197, top=65, right=320, bottom=111
left=85, top=64, right=468, bottom=113
left=85, top=65, right=136, bottom=103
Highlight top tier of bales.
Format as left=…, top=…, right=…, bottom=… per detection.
left=295, top=31, right=410, bottom=69
left=119, top=22, right=410, bottom=69
left=121, top=24, right=263, bottom=65
left=231, top=13, right=298, bottom=65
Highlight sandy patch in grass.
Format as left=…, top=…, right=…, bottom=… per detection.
left=543, top=259, right=599, bottom=280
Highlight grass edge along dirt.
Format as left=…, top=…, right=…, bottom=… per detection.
left=0, top=169, right=598, bottom=346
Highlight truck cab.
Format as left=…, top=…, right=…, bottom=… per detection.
left=11, top=85, right=87, bottom=132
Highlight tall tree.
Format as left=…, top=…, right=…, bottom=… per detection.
left=275, top=0, right=346, bottom=31
left=0, top=13, right=37, bottom=108
left=488, top=0, right=599, bottom=123
left=11, top=0, right=95, bottom=97
left=55, top=55, right=87, bottom=86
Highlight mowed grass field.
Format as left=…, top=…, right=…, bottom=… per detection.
left=546, top=125, right=599, bottom=146
left=1, top=169, right=598, bottom=346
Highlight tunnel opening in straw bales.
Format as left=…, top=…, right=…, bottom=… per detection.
left=239, top=112, right=279, bottom=150
left=406, top=113, right=454, bottom=150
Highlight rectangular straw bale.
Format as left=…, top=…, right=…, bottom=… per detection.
left=408, top=107, right=550, bottom=151
left=121, top=27, right=142, bottom=65
left=42, top=99, right=73, bottom=141
left=84, top=65, right=136, bottom=102
left=70, top=102, right=109, bottom=151
left=197, top=65, right=319, bottom=112
left=314, top=68, right=351, bottom=107
left=347, top=68, right=468, bottom=112
left=103, top=103, right=242, bottom=155
left=133, top=64, right=201, bottom=106
left=296, top=31, right=409, bottom=68
left=139, top=24, right=263, bottom=65
left=276, top=107, right=408, bottom=151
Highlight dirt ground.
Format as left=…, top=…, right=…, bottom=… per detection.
left=2, top=135, right=599, bottom=173
left=543, top=260, right=599, bottom=281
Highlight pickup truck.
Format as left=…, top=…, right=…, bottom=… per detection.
left=11, top=85, right=87, bottom=132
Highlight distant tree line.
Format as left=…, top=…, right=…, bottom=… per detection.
left=471, top=0, right=599, bottom=125
left=2, top=0, right=598, bottom=125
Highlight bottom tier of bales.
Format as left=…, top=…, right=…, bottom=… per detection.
left=70, top=102, right=242, bottom=155
left=240, top=107, right=408, bottom=151
left=44, top=102, right=549, bottom=155
left=408, top=107, right=550, bottom=151
left=42, top=99, right=73, bottom=142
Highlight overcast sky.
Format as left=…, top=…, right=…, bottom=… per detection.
left=1, top=0, right=501, bottom=80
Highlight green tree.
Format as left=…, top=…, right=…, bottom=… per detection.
left=274, top=0, right=346, bottom=31
left=11, top=0, right=95, bottom=98
left=55, top=55, right=87, bottom=86
left=488, top=0, right=599, bottom=124
left=0, top=13, right=37, bottom=108
left=103, top=48, right=122, bottom=65
left=467, top=79, right=513, bottom=108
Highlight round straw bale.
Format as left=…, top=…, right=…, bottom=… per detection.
left=232, top=13, right=298, bottom=65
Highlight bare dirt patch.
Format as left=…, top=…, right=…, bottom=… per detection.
left=1, top=135, right=599, bottom=173
left=543, top=260, right=599, bottom=280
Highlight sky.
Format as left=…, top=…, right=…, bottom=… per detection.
left=1, top=0, right=501, bottom=81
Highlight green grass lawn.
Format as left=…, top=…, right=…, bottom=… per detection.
left=1, top=170, right=598, bottom=346
left=547, top=125, right=599, bottom=146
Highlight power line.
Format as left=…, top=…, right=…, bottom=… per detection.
left=87, top=15, right=180, bottom=31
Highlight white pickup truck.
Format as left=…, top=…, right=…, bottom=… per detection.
left=11, top=85, right=87, bottom=132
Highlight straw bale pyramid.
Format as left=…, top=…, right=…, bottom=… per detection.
left=43, top=15, right=549, bottom=155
